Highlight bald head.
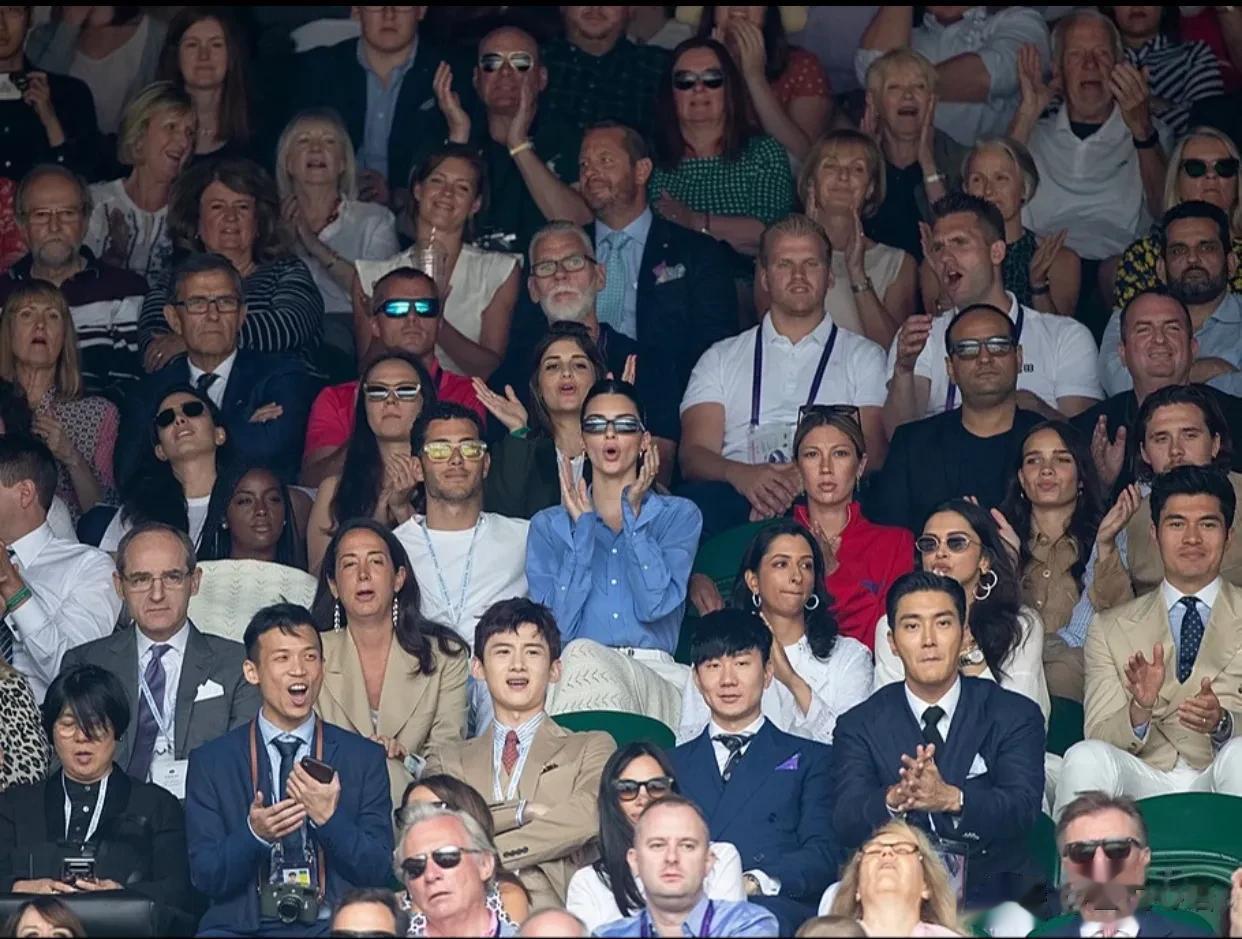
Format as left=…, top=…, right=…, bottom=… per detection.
left=519, top=909, right=589, bottom=938
left=480, top=26, right=539, bottom=60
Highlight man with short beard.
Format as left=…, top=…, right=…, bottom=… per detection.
left=1099, top=201, right=1242, bottom=398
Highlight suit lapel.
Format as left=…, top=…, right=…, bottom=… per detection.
left=939, top=680, right=985, bottom=780
left=1184, top=579, right=1242, bottom=701
left=377, top=637, right=431, bottom=740
left=709, top=722, right=781, bottom=833
left=518, top=719, right=567, bottom=801
left=464, top=734, right=498, bottom=801
left=110, top=629, right=141, bottom=769
left=322, top=630, right=375, bottom=738
left=175, top=623, right=213, bottom=758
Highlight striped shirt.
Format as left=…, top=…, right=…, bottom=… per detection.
left=1125, top=34, right=1223, bottom=137
left=0, top=248, right=147, bottom=396
left=138, top=255, right=324, bottom=360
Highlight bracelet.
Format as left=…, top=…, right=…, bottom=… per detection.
left=508, top=140, right=534, bottom=158
left=924, top=172, right=945, bottom=185
left=1029, top=282, right=1050, bottom=295
left=5, top=584, right=31, bottom=613
left=850, top=277, right=874, bottom=295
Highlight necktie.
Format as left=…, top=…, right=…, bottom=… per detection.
left=713, top=733, right=752, bottom=783
left=0, top=548, right=17, bottom=665
left=195, top=372, right=218, bottom=397
left=596, top=231, right=631, bottom=332
left=921, top=705, right=946, bottom=753
left=127, top=644, right=170, bottom=782
left=1178, top=597, right=1205, bottom=683
left=501, top=730, right=520, bottom=777
left=273, top=736, right=305, bottom=868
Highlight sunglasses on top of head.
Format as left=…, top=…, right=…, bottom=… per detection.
left=1180, top=157, right=1240, bottom=179
left=375, top=298, right=439, bottom=319
left=154, top=400, right=206, bottom=428
left=479, top=51, right=534, bottom=73
left=673, top=69, right=725, bottom=91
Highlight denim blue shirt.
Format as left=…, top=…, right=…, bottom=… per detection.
left=593, top=207, right=652, bottom=340
left=356, top=37, right=419, bottom=178
left=525, top=491, right=701, bottom=653
left=595, top=896, right=780, bottom=937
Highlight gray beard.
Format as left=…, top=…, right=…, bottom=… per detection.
left=541, top=299, right=593, bottom=323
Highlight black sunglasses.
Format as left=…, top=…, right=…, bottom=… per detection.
left=375, top=298, right=439, bottom=318
left=1181, top=157, right=1240, bottom=179
left=612, top=776, right=675, bottom=802
left=154, top=400, right=206, bottom=428
left=673, top=69, right=725, bottom=91
left=1063, top=838, right=1142, bottom=870
left=400, top=846, right=486, bottom=880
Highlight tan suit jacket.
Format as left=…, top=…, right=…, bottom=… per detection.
left=1090, top=472, right=1242, bottom=612
left=316, top=629, right=468, bottom=810
left=1085, top=579, right=1242, bottom=771
left=425, top=717, right=614, bottom=909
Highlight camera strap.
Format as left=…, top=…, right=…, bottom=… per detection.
left=61, top=771, right=109, bottom=842
left=249, top=719, right=327, bottom=900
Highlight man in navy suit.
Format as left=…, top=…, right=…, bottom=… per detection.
left=1040, top=791, right=1212, bottom=937
left=833, top=571, right=1047, bottom=907
left=116, top=254, right=316, bottom=487
left=185, top=603, right=393, bottom=937
left=670, top=609, right=838, bottom=934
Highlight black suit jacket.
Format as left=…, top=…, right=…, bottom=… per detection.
left=116, top=350, right=317, bottom=487
left=592, top=214, right=739, bottom=393
left=833, top=678, right=1046, bottom=906
left=60, top=622, right=259, bottom=775
left=0, top=61, right=100, bottom=181
left=0, top=768, right=193, bottom=928
left=1038, top=911, right=1213, bottom=937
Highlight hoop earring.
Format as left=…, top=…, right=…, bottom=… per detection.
left=392, top=598, right=400, bottom=631
left=751, top=592, right=761, bottom=610
left=333, top=602, right=342, bottom=631
left=974, top=568, right=998, bottom=602
left=804, top=594, right=820, bottom=612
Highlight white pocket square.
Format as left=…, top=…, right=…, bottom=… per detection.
left=966, top=753, right=989, bottom=779
left=194, top=680, right=224, bottom=702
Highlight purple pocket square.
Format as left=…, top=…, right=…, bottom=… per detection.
left=775, top=754, right=800, bottom=772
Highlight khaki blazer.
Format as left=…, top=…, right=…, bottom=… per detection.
left=316, top=628, right=468, bottom=810
left=1090, top=472, right=1242, bottom=612
left=426, top=717, right=614, bottom=910
left=1085, top=579, right=1242, bottom=771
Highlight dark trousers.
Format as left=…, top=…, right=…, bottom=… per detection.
left=676, top=480, right=753, bottom=542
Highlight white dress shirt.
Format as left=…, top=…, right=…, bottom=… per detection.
left=5, top=522, right=120, bottom=702
left=1080, top=915, right=1138, bottom=938
left=677, top=636, right=873, bottom=745
left=905, top=677, right=963, bottom=742
left=298, top=198, right=400, bottom=314
left=187, top=350, right=237, bottom=409
left=136, top=621, right=192, bottom=744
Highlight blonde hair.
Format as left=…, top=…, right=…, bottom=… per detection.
left=117, top=81, right=193, bottom=168
left=830, top=821, right=961, bottom=932
left=275, top=108, right=358, bottom=202
left=0, top=281, right=83, bottom=400
left=800, top=130, right=886, bottom=220
left=758, top=213, right=831, bottom=268
left=864, top=48, right=938, bottom=102
left=962, top=136, right=1041, bottom=204
left=1164, top=126, right=1242, bottom=236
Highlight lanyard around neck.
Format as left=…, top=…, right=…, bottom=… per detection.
left=62, top=771, right=109, bottom=843
left=419, top=515, right=483, bottom=626
left=751, top=323, right=839, bottom=427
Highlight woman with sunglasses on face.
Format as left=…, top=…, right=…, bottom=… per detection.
left=647, top=38, right=795, bottom=261
left=307, top=353, right=437, bottom=574
left=565, top=742, right=744, bottom=932
left=526, top=379, right=701, bottom=721
left=997, top=422, right=1103, bottom=703
left=354, top=145, right=520, bottom=379
left=479, top=322, right=609, bottom=520
left=874, top=499, right=1051, bottom=723
left=678, top=520, right=872, bottom=746
left=197, top=461, right=311, bottom=570
left=99, top=385, right=231, bottom=553
left=395, top=775, right=530, bottom=930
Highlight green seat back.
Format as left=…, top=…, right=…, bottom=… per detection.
left=552, top=710, right=675, bottom=750
left=1046, top=696, right=1085, bottom=757
left=1028, top=811, right=1060, bottom=886
left=1136, top=793, right=1242, bottom=926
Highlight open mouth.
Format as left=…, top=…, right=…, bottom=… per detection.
left=506, top=676, right=529, bottom=691
left=288, top=683, right=309, bottom=707
left=601, top=442, right=623, bottom=461
left=943, top=268, right=964, bottom=290
left=897, top=105, right=918, bottom=117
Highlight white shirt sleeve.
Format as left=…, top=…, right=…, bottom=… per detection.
left=676, top=676, right=712, bottom=744
left=359, top=208, right=400, bottom=262
left=679, top=340, right=728, bottom=414
left=788, top=638, right=874, bottom=744
left=565, top=865, right=621, bottom=932
left=705, top=842, right=747, bottom=902
left=1001, top=607, right=1051, bottom=726
left=872, top=616, right=906, bottom=692
left=974, top=8, right=1050, bottom=100
left=847, top=335, right=891, bottom=409
left=1097, top=308, right=1133, bottom=397
left=1051, top=316, right=1105, bottom=402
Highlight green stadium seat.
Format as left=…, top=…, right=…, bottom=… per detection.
left=553, top=710, right=675, bottom=749
left=1028, top=811, right=1061, bottom=886
left=1046, top=696, right=1084, bottom=757
left=1137, top=792, right=1242, bottom=925
left=1028, top=906, right=1214, bottom=937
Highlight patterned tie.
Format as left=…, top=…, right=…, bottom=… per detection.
left=127, top=644, right=170, bottom=782
left=1178, top=597, right=1205, bottom=683
left=596, top=231, right=631, bottom=332
left=0, top=548, right=17, bottom=665
left=195, top=372, right=218, bottom=397
left=713, top=733, right=752, bottom=783
left=921, top=706, right=947, bottom=753
left=501, top=730, right=520, bottom=777
left=273, top=736, right=305, bottom=868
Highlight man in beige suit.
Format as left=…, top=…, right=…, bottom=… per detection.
left=1055, top=466, right=1242, bottom=817
left=425, top=597, right=615, bottom=909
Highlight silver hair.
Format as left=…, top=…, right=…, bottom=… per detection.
left=519, top=908, right=590, bottom=937
left=275, top=108, right=358, bottom=201
left=529, top=220, right=594, bottom=265
left=16, top=164, right=93, bottom=222
left=1051, top=9, right=1124, bottom=67
left=393, top=803, right=498, bottom=889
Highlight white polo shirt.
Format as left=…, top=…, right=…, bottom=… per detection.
left=1022, top=104, right=1173, bottom=260
left=887, top=291, right=1102, bottom=418
left=681, top=313, right=887, bottom=464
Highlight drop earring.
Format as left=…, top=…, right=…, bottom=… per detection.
left=392, top=598, right=400, bottom=630
left=751, top=592, right=761, bottom=610
left=333, top=602, right=342, bottom=631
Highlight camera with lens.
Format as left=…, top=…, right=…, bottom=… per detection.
left=260, top=883, right=319, bottom=926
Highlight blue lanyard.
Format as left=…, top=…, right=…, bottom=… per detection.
left=751, top=323, right=839, bottom=427
left=945, top=303, right=1024, bottom=411
left=641, top=900, right=715, bottom=937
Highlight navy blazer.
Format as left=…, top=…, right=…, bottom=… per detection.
left=116, top=350, right=317, bottom=487
left=1038, top=911, right=1214, bottom=937
left=833, top=677, right=1046, bottom=905
left=184, top=718, right=393, bottom=934
left=670, top=721, right=838, bottom=904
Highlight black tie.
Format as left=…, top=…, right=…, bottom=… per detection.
left=272, top=737, right=304, bottom=867
left=921, top=706, right=946, bottom=753
left=1178, top=596, right=1205, bottom=683
left=713, top=733, right=752, bottom=783
left=0, top=549, right=17, bottom=665
left=195, top=372, right=218, bottom=397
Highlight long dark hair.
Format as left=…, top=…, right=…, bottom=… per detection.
left=921, top=499, right=1023, bottom=680
left=198, top=459, right=308, bottom=570
left=120, top=384, right=232, bottom=535
left=157, top=7, right=251, bottom=144
left=653, top=38, right=757, bottom=170
left=592, top=742, right=678, bottom=917
left=526, top=323, right=608, bottom=439
left=0, top=376, right=32, bottom=434
left=310, top=518, right=467, bottom=675
left=730, top=519, right=838, bottom=659
left=693, top=6, right=791, bottom=82
left=331, top=353, right=437, bottom=527
left=1000, top=421, right=1102, bottom=593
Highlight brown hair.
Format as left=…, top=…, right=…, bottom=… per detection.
left=653, top=38, right=757, bottom=170
left=800, top=130, right=887, bottom=220
left=0, top=280, right=83, bottom=399
left=1055, top=791, right=1149, bottom=848
left=168, top=158, right=292, bottom=262
left=794, top=407, right=866, bottom=460
left=1, top=898, right=85, bottom=938
left=157, top=8, right=251, bottom=144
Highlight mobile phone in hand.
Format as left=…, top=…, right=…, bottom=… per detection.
left=300, top=756, right=335, bottom=784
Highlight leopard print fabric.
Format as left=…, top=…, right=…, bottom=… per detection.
left=0, top=672, right=50, bottom=792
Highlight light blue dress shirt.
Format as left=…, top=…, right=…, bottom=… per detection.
left=490, top=711, right=544, bottom=802
left=357, top=38, right=418, bottom=179
left=249, top=711, right=316, bottom=849
left=525, top=491, right=702, bottom=653
left=595, top=895, right=780, bottom=937
left=594, top=207, right=652, bottom=340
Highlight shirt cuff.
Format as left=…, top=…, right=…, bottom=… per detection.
left=516, top=800, right=527, bottom=827
left=745, top=869, right=781, bottom=896
left=248, top=816, right=272, bottom=848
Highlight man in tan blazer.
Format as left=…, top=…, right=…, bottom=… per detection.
left=425, top=598, right=615, bottom=909
left=1055, top=466, right=1242, bottom=817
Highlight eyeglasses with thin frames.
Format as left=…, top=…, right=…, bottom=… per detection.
left=173, top=295, right=242, bottom=316
left=122, top=569, right=193, bottom=592
left=915, top=534, right=980, bottom=555
left=531, top=254, right=596, bottom=279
